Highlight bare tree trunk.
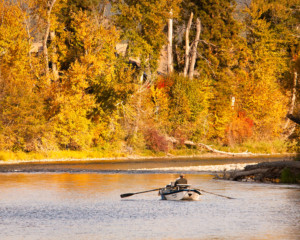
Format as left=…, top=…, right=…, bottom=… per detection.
left=23, top=15, right=33, bottom=71
left=183, top=12, right=193, bottom=77
left=167, top=10, right=173, bottom=74
left=18, top=1, right=34, bottom=72
left=50, top=31, right=59, bottom=81
left=284, top=71, right=298, bottom=130
left=43, top=0, right=56, bottom=83
left=134, top=73, right=144, bottom=134
left=188, top=18, right=201, bottom=80
left=290, top=71, right=298, bottom=114
left=174, top=44, right=181, bottom=69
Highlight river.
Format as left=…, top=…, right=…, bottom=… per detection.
left=0, top=157, right=299, bottom=240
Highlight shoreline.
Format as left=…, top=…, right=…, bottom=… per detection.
left=0, top=152, right=297, bottom=165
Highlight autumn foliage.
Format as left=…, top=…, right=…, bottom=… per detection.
left=0, top=0, right=299, bottom=153
left=143, top=128, right=169, bottom=153
left=226, top=111, right=254, bottom=146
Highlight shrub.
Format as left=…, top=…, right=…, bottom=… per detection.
left=143, top=128, right=168, bottom=152
left=226, top=111, right=254, bottom=146
left=280, top=167, right=297, bottom=183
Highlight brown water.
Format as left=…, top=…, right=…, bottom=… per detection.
left=0, top=158, right=299, bottom=240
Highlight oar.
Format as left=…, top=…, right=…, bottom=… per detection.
left=199, top=189, right=235, bottom=199
left=120, top=188, right=161, bottom=198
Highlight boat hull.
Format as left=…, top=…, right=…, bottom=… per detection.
left=159, top=189, right=201, bottom=201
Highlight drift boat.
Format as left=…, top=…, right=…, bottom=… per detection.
left=159, top=184, right=201, bottom=201
left=121, top=185, right=232, bottom=200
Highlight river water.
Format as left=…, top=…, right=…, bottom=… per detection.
left=0, top=157, right=299, bottom=240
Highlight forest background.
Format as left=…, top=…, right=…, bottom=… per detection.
left=0, top=0, right=299, bottom=160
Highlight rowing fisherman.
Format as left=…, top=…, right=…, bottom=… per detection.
left=174, top=174, right=187, bottom=187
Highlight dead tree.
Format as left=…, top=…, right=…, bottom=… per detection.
left=43, top=0, right=56, bottom=83
left=167, top=10, right=173, bottom=74
left=182, top=13, right=201, bottom=79
left=183, top=12, right=193, bottom=77
left=230, top=161, right=300, bottom=182
left=284, top=71, right=298, bottom=131
left=188, top=18, right=201, bottom=80
left=49, top=31, right=59, bottom=81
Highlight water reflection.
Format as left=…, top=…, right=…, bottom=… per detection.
left=0, top=171, right=299, bottom=240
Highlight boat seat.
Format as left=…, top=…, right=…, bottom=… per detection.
left=176, top=184, right=190, bottom=189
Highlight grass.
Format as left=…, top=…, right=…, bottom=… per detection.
left=0, top=139, right=296, bottom=162
left=0, top=149, right=127, bottom=162
left=216, top=139, right=291, bottom=154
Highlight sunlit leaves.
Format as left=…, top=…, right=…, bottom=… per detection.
left=0, top=1, right=48, bottom=151
left=113, top=0, right=182, bottom=71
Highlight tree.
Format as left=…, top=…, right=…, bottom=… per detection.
left=241, top=0, right=298, bottom=139
left=0, top=1, right=51, bottom=151
left=47, top=9, right=134, bottom=148
left=183, top=12, right=193, bottom=77
left=180, top=0, right=245, bottom=141
left=167, top=9, right=174, bottom=74
left=188, top=17, right=201, bottom=79
left=261, top=0, right=300, bottom=133
left=113, top=0, right=182, bottom=73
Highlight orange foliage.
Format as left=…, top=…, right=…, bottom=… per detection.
left=226, top=111, right=254, bottom=146
left=156, top=76, right=174, bottom=90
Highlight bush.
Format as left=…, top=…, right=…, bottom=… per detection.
left=280, top=167, right=297, bottom=183
left=143, top=128, right=168, bottom=152
left=226, top=111, right=254, bottom=146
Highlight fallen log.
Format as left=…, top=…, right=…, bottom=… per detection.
left=223, top=160, right=300, bottom=183
left=244, top=161, right=300, bottom=171
left=184, top=140, right=255, bottom=156
left=196, top=142, right=254, bottom=156
left=231, top=168, right=269, bottom=181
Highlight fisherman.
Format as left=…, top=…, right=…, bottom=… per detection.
left=174, top=174, right=187, bottom=187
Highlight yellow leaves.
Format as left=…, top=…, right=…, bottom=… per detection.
left=71, top=10, right=119, bottom=55
left=114, top=0, right=182, bottom=71
left=245, top=0, right=271, bottom=20
left=0, top=2, right=32, bottom=87
left=150, top=84, right=169, bottom=119
left=0, top=3, right=28, bottom=56
left=69, top=10, right=119, bottom=83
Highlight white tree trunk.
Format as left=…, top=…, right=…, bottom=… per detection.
left=188, top=18, right=201, bottom=80
left=284, top=70, right=298, bottom=130
left=50, top=31, right=59, bottom=81
left=167, top=11, right=173, bottom=74
left=183, top=12, right=193, bottom=77
left=289, top=71, right=298, bottom=114
left=43, top=0, right=56, bottom=83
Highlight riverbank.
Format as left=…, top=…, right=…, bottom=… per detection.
left=1, top=152, right=299, bottom=184
left=217, top=160, right=300, bottom=184
left=0, top=151, right=297, bottom=165
left=0, top=138, right=297, bottom=164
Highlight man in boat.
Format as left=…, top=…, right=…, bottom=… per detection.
left=174, top=174, right=187, bottom=187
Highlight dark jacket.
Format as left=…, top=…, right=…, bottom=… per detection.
left=175, top=177, right=187, bottom=186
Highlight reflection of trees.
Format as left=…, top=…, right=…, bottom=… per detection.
left=0, top=173, right=216, bottom=201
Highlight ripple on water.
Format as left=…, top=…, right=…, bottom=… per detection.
left=0, top=170, right=299, bottom=240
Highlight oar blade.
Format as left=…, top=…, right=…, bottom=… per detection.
left=120, top=193, right=134, bottom=198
